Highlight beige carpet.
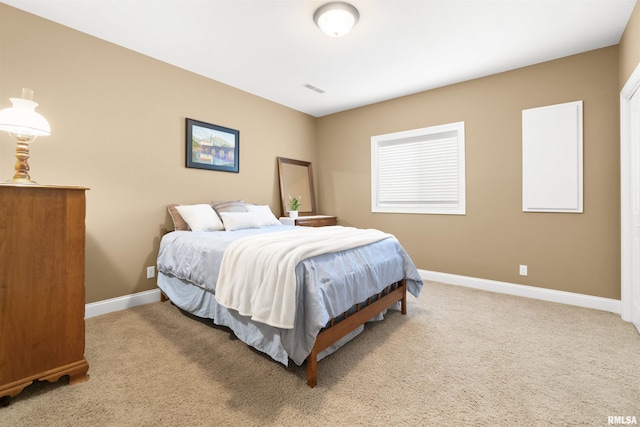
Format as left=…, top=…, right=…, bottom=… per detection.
left=2, top=281, right=639, bottom=426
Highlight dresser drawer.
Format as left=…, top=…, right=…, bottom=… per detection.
left=295, top=216, right=337, bottom=227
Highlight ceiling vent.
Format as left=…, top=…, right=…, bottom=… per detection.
left=302, top=83, right=325, bottom=94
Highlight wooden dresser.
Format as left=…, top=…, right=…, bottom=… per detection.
left=279, top=215, right=337, bottom=227
left=0, top=183, right=89, bottom=400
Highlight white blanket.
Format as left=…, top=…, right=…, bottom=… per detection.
left=214, top=226, right=394, bottom=329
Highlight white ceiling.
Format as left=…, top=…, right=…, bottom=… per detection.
left=2, top=0, right=637, bottom=117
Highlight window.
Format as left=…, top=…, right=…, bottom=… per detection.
left=371, top=121, right=465, bottom=215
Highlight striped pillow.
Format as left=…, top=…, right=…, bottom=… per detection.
left=211, top=200, right=247, bottom=214
left=168, top=204, right=189, bottom=231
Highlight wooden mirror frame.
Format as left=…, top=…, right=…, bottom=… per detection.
left=277, top=157, right=317, bottom=217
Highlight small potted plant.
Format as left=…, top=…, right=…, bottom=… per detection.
left=288, top=195, right=301, bottom=218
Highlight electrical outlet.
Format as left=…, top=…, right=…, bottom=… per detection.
left=519, top=265, right=528, bottom=276
left=146, top=266, right=155, bottom=279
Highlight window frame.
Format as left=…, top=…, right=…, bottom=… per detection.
left=371, top=121, right=466, bottom=215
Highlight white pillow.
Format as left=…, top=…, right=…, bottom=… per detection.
left=175, top=204, right=224, bottom=232
left=219, top=211, right=263, bottom=231
left=246, top=205, right=281, bottom=226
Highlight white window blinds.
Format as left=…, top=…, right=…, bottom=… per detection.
left=371, top=122, right=465, bottom=215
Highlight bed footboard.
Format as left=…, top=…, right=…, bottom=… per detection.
left=306, top=279, right=407, bottom=387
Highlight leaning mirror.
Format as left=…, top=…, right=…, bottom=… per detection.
left=277, top=157, right=317, bottom=217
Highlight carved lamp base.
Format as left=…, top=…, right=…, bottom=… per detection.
left=12, top=139, right=37, bottom=184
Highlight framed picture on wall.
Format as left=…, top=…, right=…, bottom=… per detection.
left=186, top=118, right=239, bottom=173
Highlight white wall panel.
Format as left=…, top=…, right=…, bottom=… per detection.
left=522, top=101, right=583, bottom=213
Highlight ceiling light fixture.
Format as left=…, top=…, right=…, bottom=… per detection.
left=313, top=2, right=359, bottom=37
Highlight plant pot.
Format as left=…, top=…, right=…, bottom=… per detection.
left=289, top=210, right=298, bottom=219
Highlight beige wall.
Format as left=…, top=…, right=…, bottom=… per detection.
left=619, top=1, right=640, bottom=87
left=1, top=4, right=636, bottom=303
left=0, top=5, right=317, bottom=303
left=316, top=47, right=621, bottom=299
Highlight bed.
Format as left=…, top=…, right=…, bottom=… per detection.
left=156, top=202, right=423, bottom=387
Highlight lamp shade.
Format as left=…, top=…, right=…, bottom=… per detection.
left=314, top=2, right=359, bottom=37
left=0, top=95, right=50, bottom=141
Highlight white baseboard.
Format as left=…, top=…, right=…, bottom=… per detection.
left=84, top=272, right=621, bottom=319
left=419, top=269, right=621, bottom=314
left=85, top=289, right=161, bottom=319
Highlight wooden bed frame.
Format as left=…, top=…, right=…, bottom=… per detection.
left=161, top=279, right=407, bottom=388
left=306, top=279, right=407, bottom=387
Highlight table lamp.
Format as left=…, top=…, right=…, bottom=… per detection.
left=0, top=88, right=50, bottom=183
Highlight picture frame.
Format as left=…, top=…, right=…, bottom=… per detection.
left=186, top=118, right=239, bottom=173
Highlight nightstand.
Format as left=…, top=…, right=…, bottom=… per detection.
left=279, top=215, right=337, bottom=227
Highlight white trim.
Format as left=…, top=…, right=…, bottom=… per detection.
left=620, top=62, right=640, bottom=325
left=85, top=271, right=624, bottom=321
left=419, top=269, right=621, bottom=314
left=85, top=289, right=161, bottom=319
